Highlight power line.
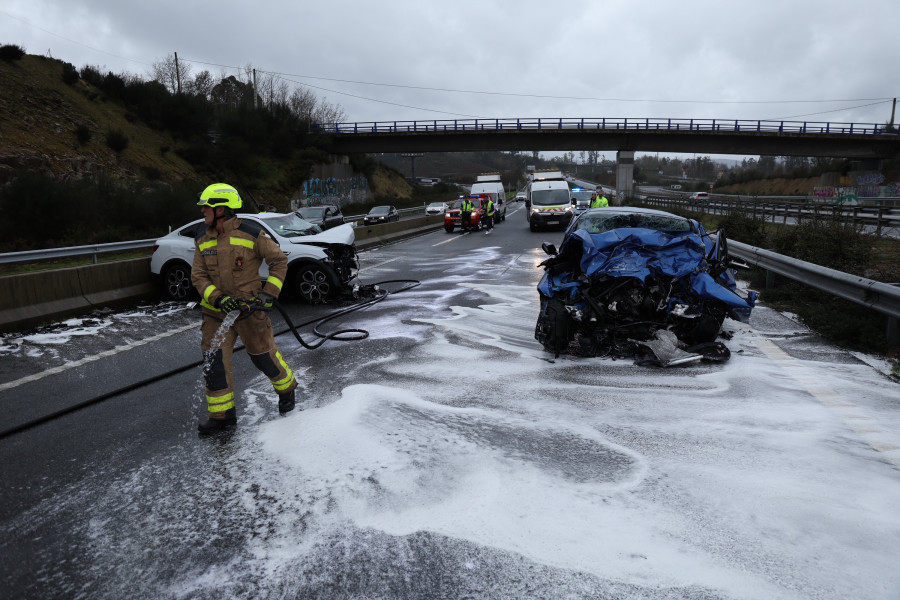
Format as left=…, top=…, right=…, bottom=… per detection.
left=768, top=100, right=892, bottom=121
left=255, top=68, right=896, bottom=106
left=0, top=9, right=152, bottom=67
left=180, top=57, right=482, bottom=119
left=272, top=75, right=483, bottom=119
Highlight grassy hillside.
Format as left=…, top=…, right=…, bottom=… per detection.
left=0, top=52, right=413, bottom=209
left=0, top=54, right=198, bottom=184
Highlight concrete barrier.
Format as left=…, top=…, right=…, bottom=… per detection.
left=352, top=214, right=445, bottom=249
left=0, top=258, right=158, bottom=333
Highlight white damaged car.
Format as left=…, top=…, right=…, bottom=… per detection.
left=150, top=212, right=358, bottom=303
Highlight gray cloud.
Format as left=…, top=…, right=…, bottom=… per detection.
left=2, top=0, right=898, bottom=129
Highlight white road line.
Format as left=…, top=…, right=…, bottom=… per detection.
left=432, top=233, right=468, bottom=246
left=358, top=257, right=401, bottom=272
left=754, top=335, right=900, bottom=468
left=0, top=322, right=197, bottom=392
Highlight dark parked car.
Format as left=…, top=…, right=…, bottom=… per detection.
left=363, top=205, right=400, bottom=225
left=295, top=205, right=345, bottom=230
left=534, top=207, right=756, bottom=366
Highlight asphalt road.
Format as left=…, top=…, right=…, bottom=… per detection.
left=2, top=201, right=900, bottom=600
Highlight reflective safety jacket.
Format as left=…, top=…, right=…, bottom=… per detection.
left=485, top=199, right=494, bottom=216
left=591, top=195, right=609, bottom=208
left=461, top=199, right=474, bottom=213
left=192, top=216, right=288, bottom=315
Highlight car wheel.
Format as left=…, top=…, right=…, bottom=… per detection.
left=445, top=225, right=454, bottom=233
left=161, top=262, right=195, bottom=301
left=292, top=263, right=339, bottom=304
left=529, top=220, right=538, bottom=232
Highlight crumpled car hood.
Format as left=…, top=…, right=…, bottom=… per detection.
left=540, top=227, right=753, bottom=313
left=290, top=223, right=355, bottom=246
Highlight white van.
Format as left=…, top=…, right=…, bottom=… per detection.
left=526, top=171, right=572, bottom=231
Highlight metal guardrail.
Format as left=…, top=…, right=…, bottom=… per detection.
left=641, top=196, right=900, bottom=234
left=312, top=117, right=900, bottom=136
left=0, top=239, right=157, bottom=266
left=0, top=208, right=430, bottom=266
left=729, top=240, right=900, bottom=321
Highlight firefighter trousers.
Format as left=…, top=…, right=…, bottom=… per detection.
left=200, top=311, right=298, bottom=417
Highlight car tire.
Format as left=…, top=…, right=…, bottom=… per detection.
left=161, top=262, right=195, bottom=301
left=445, top=225, right=454, bottom=233
left=529, top=220, right=538, bottom=232
left=292, top=263, right=340, bottom=304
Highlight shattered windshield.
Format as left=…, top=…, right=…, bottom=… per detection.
left=574, top=211, right=694, bottom=234
left=260, top=214, right=322, bottom=237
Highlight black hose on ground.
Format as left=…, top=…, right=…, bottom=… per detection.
left=272, top=279, right=421, bottom=349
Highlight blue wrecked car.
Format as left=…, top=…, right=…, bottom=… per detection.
left=535, top=207, right=756, bottom=366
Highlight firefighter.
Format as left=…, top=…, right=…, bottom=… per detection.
left=191, top=183, right=298, bottom=436
left=460, top=196, right=474, bottom=230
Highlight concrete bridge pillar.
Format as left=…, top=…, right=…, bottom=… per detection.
left=615, top=150, right=634, bottom=204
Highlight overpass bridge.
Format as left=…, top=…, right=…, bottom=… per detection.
left=313, top=117, right=900, bottom=199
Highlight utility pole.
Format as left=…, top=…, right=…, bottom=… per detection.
left=891, top=98, right=897, bottom=129
left=253, top=69, right=258, bottom=109
left=174, top=52, right=181, bottom=94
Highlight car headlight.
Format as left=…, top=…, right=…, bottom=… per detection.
left=531, top=207, right=540, bottom=213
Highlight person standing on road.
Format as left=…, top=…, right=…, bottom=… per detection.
left=590, top=190, right=609, bottom=208
left=460, top=196, right=474, bottom=230
left=191, top=183, right=298, bottom=436
left=483, top=197, right=495, bottom=234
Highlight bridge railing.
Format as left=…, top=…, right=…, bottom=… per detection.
left=311, top=118, right=900, bottom=136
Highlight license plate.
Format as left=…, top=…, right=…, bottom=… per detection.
left=547, top=220, right=558, bottom=225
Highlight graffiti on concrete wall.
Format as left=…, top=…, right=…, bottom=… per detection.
left=294, top=175, right=369, bottom=209
left=811, top=172, right=900, bottom=202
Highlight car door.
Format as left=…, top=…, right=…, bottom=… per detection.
left=323, top=206, right=344, bottom=229
left=175, top=221, right=205, bottom=264
left=390, top=206, right=399, bottom=221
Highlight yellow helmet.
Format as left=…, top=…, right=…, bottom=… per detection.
left=197, top=183, right=242, bottom=210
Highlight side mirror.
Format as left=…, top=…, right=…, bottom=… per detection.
left=541, top=242, right=558, bottom=256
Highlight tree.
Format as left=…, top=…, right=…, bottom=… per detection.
left=184, top=70, right=215, bottom=99
left=757, top=155, right=776, bottom=174
left=151, top=53, right=190, bottom=94
left=210, top=75, right=254, bottom=110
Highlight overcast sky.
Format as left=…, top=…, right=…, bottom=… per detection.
left=3, top=0, right=899, bottom=148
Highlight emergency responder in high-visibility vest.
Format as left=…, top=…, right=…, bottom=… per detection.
left=484, top=197, right=495, bottom=234
left=191, top=183, right=298, bottom=436
left=590, top=190, right=609, bottom=208
left=460, top=196, right=474, bottom=230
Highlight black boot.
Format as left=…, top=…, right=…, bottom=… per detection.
left=198, top=408, right=236, bottom=436
left=278, top=390, right=296, bottom=415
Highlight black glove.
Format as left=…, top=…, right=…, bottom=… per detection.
left=217, top=295, right=242, bottom=313
left=254, top=292, right=275, bottom=310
